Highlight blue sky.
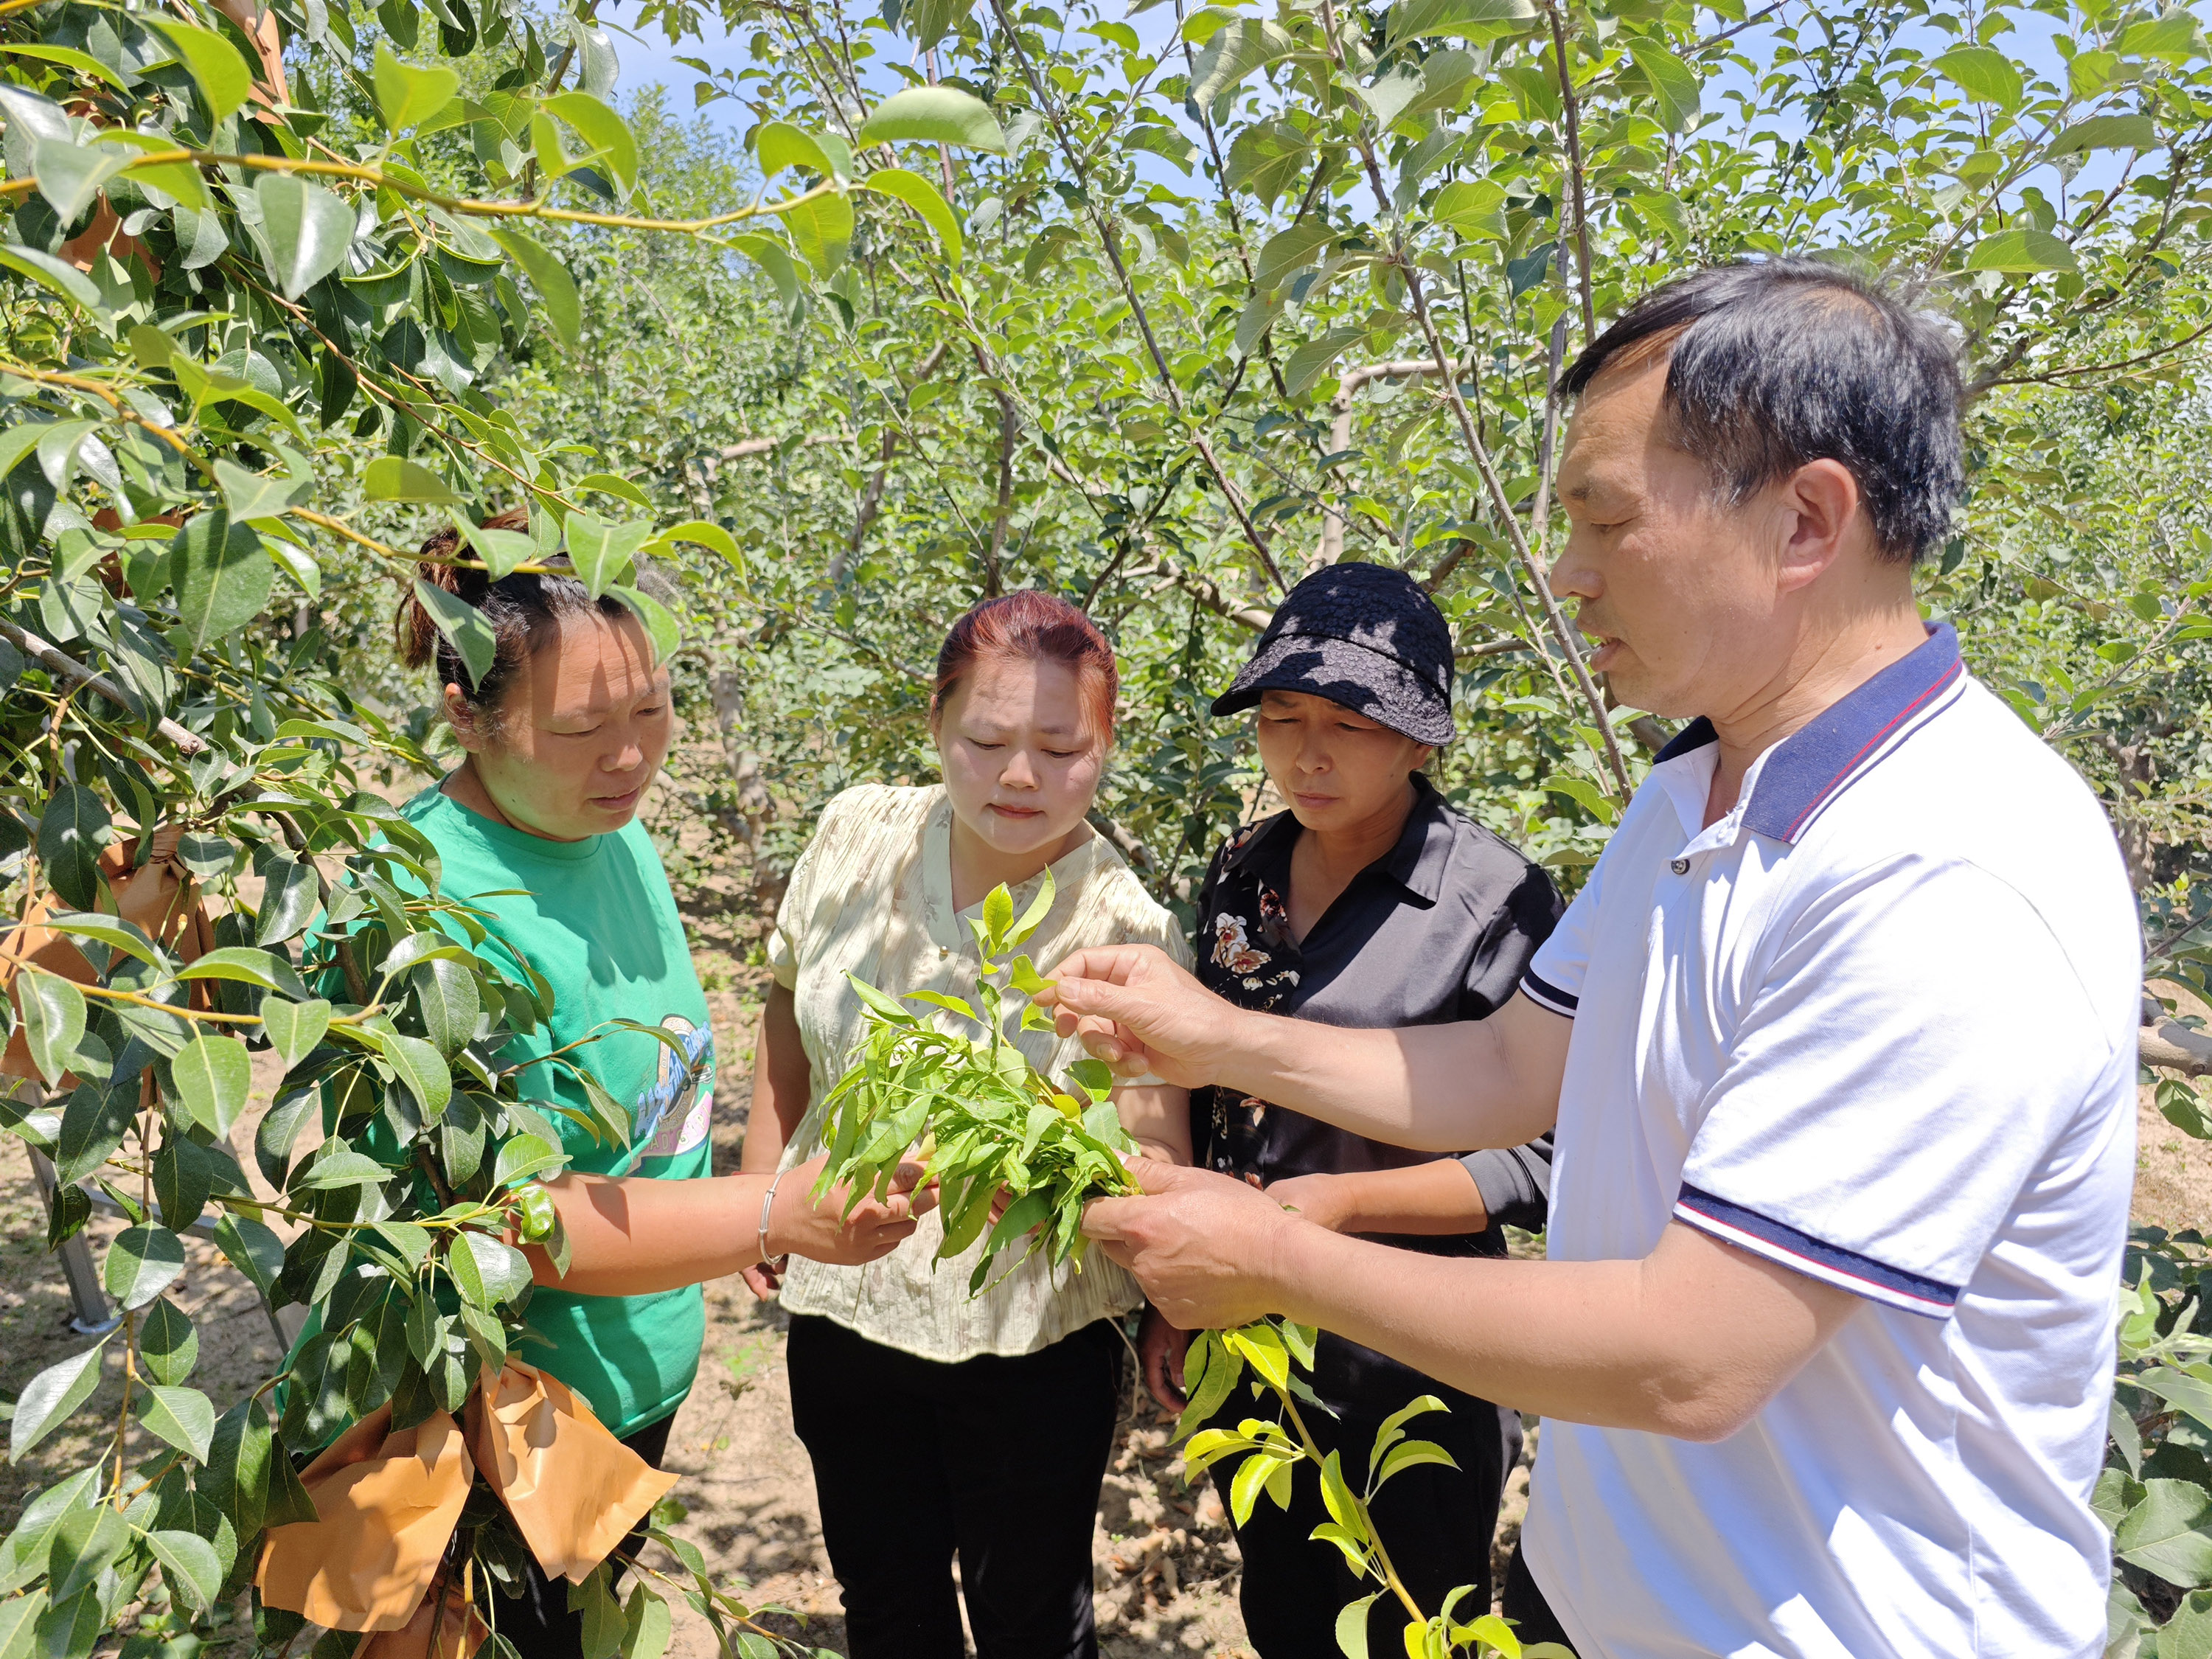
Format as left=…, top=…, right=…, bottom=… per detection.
left=597, top=1, right=2135, bottom=223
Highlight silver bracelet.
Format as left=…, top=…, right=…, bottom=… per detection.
left=757, top=1171, right=790, bottom=1270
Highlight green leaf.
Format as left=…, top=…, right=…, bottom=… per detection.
left=1965, top=227, right=2079, bottom=274
left=142, top=18, right=254, bottom=122
left=981, top=883, right=1015, bottom=952
left=119, top=151, right=211, bottom=212
left=44, top=1504, right=125, bottom=1603
left=1543, top=774, right=1621, bottom=826
left=647, top=518, right=745, bottom=571
left=260, top=998, right=331, bottom=1071
left=565, top=512, right=653, bottom=598
left=460, top=1231, right=532, bottom=1305
left=1628, top=41, right=1700, bottom=132
left=170, top=1034, right=252, bottom=1137
left=212, top=1212, right=285, bottom=1293
left=170, top=512, right=274, bottom=653
left=105, top=1223, right=185, bottom=1310
left=608, top=585, right=681, bottom=669
left=2118, top=1479, right=2212, bottom=1587
left=212, top=456, right=303, bottom=523
left=411, top=578, right=498, bottom=687
left=0, top=244, right=102, bottom=311
left=2163, top=1590, right=2212, bottom=1659
left=2045, top=114, right=2157, bottom=159
left=1, top=43, right=127, bottom=92
left=1008, top=866, right=1057, bottom=947
left=366, top=455, right=463, bottom=503
left=1006, top=956, right=1048, bottom=995
left=410, top=959, right=479, bottom=1057
left=1254, top=222, right=1336, bottom=290
left=373, top=42, right=460, bottom=131
left=545, top=91, right=639, bottom=192
left=757, top=121, right=832, bottom=178
left=1283, top=329, right=1367, bottom=399
left=138, top=1384, right=215, bottom=1461
left=726, top=234, right=801, bottom=313
left=1431, top=177, right=1506, bottom=237
left=785, top=191, right=854, bottom=279
left=144, top=1528, right=223, bottom=1612
left=866, top=168, right=961, bottom=263
left=1374, top=1436, right=1458, bottom=1487
left=137, top=1298, right=198, bottom=1385
left=622, top=1584, right=672, bottom=1659
left=1934, top=44, right=2024, bottom=111
left=0, top=1467, right=100, bottom=1594
left=16, top=971, right=87, bottom=1088
left=1188, top=17, right=1295, bottom=104
left=37, top=785, right=108, bottom=913
left=1066, top=1057, right=1114, bottom=1102
left=10, top=1340, right=106, bottom=1461
left=2138, top=1367, right=2212, bottom=1436
left=492, top=1133, right=563, bottom=1190
left=296, top=1147, right=394, bottom=1189
left=1368, top=1394, right=1446, bottom=1478
left=1334, top=1590, right=1382, bottom=1658
left=385, top=1031, right=454, bottom=1121
left=1225, top=1323, right=1290, bottom=1389
left=903, top=0, right=978, bottom=51
left=177, top=945, right=309, bottom=999
left=467, top=523, right=542, bottom=581
left=0, top=1590, right=45, bottom=1653
left=1386, top=0, right=1536, bottom=41
left=254, top=174, right=356, bottom=301
left=30, top=137, right=133, bottom=225
left=855, top=86, right=1006, bottom=153
left=488, top=229, right=580, bottom=347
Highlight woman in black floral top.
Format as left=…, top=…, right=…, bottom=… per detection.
left=1137, top=563, right=1560, bottom=1659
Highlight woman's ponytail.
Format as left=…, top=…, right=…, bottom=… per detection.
left=394, top=524, right=495, bottom=669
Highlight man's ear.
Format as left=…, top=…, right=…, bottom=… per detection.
left=1775, top=458, right=1862, bottom=594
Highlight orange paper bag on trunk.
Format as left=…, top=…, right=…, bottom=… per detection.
left=467, top=1362, right=678, bottom=1585
left=354, top=1573, right=491, bottom=1659
left=257, top=1405, right=475, bottom=1631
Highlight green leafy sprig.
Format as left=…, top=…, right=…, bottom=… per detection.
left=1174, top=1321, right=1574, bottom=1659
left=812, top=868, right=1138, bottom=1294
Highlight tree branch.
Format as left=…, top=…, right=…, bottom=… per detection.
left=0, top=620, right=206, bottom=755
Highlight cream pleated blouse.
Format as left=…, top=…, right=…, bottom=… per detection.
left=768, top=783, right=1194, bottom=1362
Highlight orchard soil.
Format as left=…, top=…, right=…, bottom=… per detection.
left=1, top=872, right=2204, bottom=1658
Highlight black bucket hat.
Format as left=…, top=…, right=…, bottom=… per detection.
left=1211, top=562, right=1456, bottom=745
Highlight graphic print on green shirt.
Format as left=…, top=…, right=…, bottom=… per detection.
left=400, top=785, right=717, bottom=1437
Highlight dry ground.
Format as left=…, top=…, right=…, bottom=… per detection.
left=0, top=898, right=2201, bottom=1659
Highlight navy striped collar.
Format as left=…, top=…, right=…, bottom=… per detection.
left=1652, top=623, right=1965, bottom=845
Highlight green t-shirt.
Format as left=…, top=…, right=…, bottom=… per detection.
left=402, top=785, right=717, bottom=1437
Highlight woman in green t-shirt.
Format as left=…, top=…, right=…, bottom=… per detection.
left=390, top=516, right=929, bottom=1659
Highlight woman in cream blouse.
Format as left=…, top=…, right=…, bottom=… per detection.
left=740, top=591, right=1192, bottom=1659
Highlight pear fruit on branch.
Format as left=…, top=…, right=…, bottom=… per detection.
left=813, top=869, right=1138, bottom=1293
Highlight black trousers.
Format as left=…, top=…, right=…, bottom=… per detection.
left=499, top=1411, right=676, bottom=1659
left=787, top=1313, right=1124, bottom=1659
left=1208, top=1333, right=1512, bottom=1659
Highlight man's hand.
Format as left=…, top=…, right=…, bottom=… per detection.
left=1034, top=945, right=1241, bottom=1088
left=1082, top=1158, right=1305, bottom=1330
left=1137, top=1304, right=1192, bottom=1414
left=771, top=1153, right=939, bottom=1267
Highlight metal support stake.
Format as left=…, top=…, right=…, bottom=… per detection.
left=18, top=1105, right=122, bottom=1336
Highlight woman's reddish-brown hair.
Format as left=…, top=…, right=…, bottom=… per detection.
left=931, top=591, right=1119, bottom=745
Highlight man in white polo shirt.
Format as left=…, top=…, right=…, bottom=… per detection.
left=1039, top=260, right=2141, bottom=1658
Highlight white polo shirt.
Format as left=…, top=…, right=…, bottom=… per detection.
left=1517, top=624, right=2140, bottom=1659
